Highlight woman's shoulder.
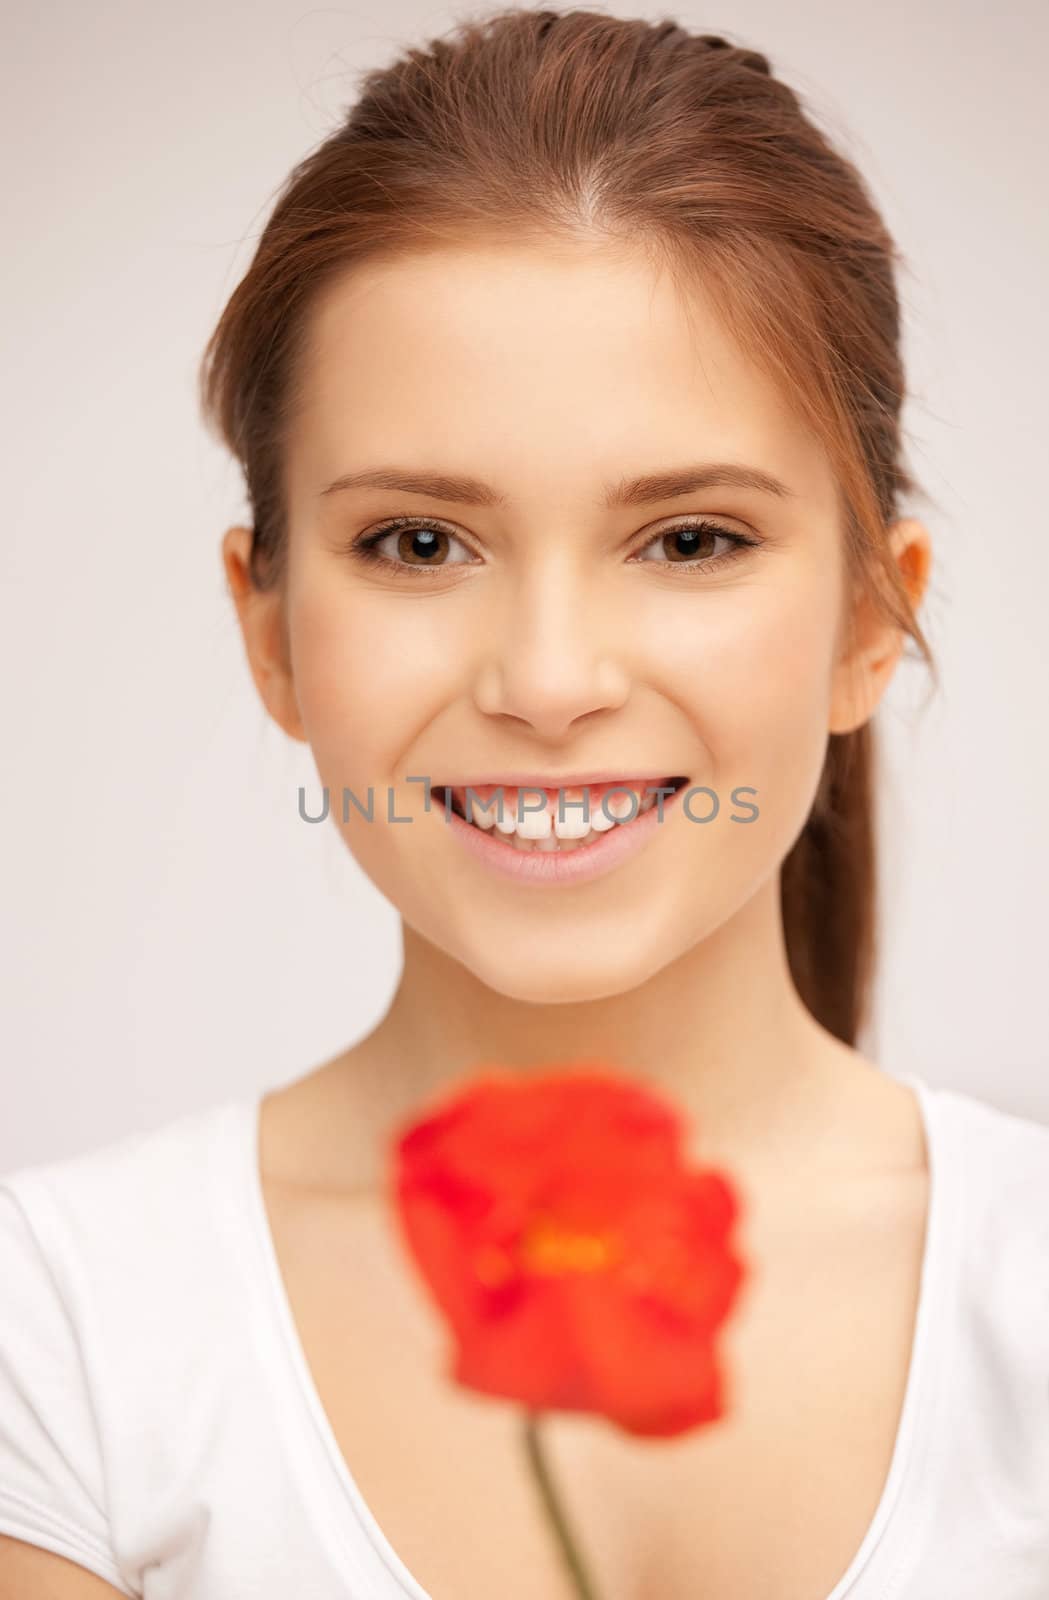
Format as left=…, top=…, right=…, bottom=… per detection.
left=926, top=1078, right=1049, bottom=1192
left=0, top=1094, right=260, bottom=1362
left=0, top=1097, right=259, bottom=1596
left=921, top=1079, right=1049, bottom=1344
left=923, top=1078, right=1049, bottom=1236
left=0, top=1095, right=252, bottom=1259
left=918, top=1081, right=1049, bottom=1488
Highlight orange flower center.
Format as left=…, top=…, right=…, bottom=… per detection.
left=520, top=1212, right=622, bottom=1276
left=472, top=1214, right=626, bottom=1286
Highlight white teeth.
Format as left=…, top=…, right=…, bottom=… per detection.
left=605, top=792, right=637, bottom=821
left=510, top=827, right=592, bottom=852
left=452, top=780, right=681, bottom=850
left=552, top=790, right=593, bottom=840
left=463, top=794, right=496, bottom=829
left=516, top=806, right=553, bottom=840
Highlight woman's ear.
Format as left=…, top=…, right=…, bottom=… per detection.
left=221, top=525, right=307, bottom=742
left=829, top=516, right=932, bottom=735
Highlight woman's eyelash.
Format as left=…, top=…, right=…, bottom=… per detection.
left=345, top=516, right=761, bottom=577
left=633, top=520, right=760, bottom=571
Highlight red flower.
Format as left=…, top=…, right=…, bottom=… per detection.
left=389, top=1061, right=749, bottom=1439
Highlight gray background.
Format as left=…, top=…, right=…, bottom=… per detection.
left=3, top=0, right=1047, bottom=1172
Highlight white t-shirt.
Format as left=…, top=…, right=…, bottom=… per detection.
left=1, top=1074, right=1048, bottom=1598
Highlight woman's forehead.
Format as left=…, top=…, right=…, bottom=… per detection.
left=304, top=240, right=751, bottom=386
left=290, top=242, right=834, bottom=506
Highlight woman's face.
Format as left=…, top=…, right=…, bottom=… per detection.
left=229, top=239, right=914, bottom=1004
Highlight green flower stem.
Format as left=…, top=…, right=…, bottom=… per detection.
left=522, top=1410, right=604, bottom=1600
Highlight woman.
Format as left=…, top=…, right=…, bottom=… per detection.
left=2, top=9, right=1047, bottom=1598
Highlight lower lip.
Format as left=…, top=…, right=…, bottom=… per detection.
left=436, top=782, right=686, bottom=886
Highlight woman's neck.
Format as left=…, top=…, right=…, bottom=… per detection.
left=292, top=875, right=906, bottom=1194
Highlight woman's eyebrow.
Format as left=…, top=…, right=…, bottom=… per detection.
left=317, top=461, right=796, bottom=508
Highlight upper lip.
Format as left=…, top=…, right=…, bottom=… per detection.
left=435, top=771, right=685, bottom=789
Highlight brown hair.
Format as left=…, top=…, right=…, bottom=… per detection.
left=199, top=6, right=937, bottom=1048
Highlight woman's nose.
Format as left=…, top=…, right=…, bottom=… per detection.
left=472, top=562, right=631, bottom=740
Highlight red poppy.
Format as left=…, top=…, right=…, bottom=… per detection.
left=389, top=1061, right=749, bottom=1439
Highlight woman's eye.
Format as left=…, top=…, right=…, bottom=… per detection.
left=633, top=520, right=754, bottom=569
left=349, top=518, right=477, bottom=573
left=346, top=515, right=757, bottom=578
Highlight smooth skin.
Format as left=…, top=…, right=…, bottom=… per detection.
left=0, top=1537, right=132, bottom=1597
left=1, top=237, right=932, bottom=1595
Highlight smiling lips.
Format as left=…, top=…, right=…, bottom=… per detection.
left=434, top=776, right=688, bottom=848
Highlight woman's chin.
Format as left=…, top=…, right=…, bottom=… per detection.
left=459, top=941, right=676, bottom=1007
